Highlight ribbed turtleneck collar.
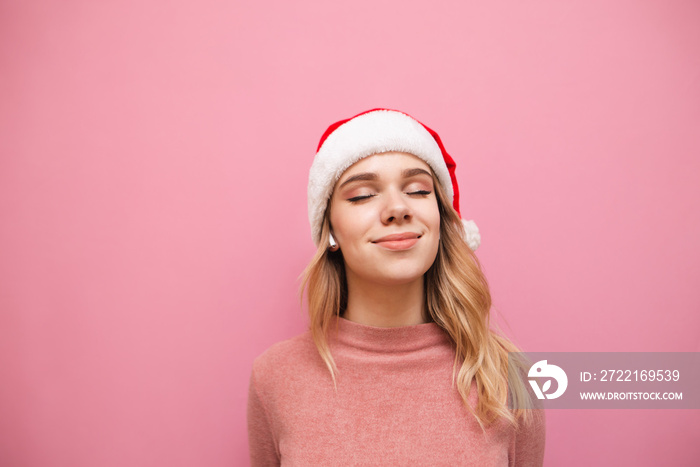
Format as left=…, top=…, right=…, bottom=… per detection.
left=330, top=315, right=451, bottom=354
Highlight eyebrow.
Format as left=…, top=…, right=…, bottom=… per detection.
left=338, top=167, right=433, bottom=189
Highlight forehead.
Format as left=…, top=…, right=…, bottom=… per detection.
left=337, top=151, right=431, bottom=181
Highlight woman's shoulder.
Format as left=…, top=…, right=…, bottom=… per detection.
left=251, top=329, right=321, bottom=386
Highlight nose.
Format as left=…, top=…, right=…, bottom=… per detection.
left=381, top=188, right=412, bottom=225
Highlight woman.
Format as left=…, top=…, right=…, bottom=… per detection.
left=247, top=108, right=546, bottom=466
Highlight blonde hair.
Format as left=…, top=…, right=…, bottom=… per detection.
left=298, top=169, right=539, bottom=431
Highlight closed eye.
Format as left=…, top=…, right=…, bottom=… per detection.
left=347, top=194, right=376, bottom=202
left=348, top=191, right=432, bottom=203
left=409, top=190, right=432, bottom=196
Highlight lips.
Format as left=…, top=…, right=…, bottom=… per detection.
left=372, top=232, right=421, bottom=251
left=372, top=232, right=421, bottom=243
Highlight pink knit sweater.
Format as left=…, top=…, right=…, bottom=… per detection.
left=247, top=317, right=546, bottom=466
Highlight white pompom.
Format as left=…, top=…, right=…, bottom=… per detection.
left=461, top=219, right=481, bottom=251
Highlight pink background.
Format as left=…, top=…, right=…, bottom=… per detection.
left=1, top=0, right=699, bottom=465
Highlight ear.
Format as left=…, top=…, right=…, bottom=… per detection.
left=328, top=231, right=339, bottom=251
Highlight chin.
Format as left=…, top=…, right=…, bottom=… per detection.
left=370, top=267, right=429, bottom=286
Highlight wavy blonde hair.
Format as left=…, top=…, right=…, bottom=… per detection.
left=298, top=169, right=539, bottom=431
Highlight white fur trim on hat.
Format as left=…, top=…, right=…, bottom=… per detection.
left=308, top=110, right=454, bottom=246
left=462, top=219, right=481, bottom=251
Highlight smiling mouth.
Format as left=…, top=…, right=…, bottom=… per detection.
left=372, top=232, right=422, bottom=243
left=372, top=235, right=422, bottom=251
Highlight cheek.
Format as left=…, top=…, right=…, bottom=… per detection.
left=330, top=206, right=365, bottom=242
left=422, top=201, right=441, bottom=230
left=330, top=201, right=378, bottom=237
left=429, top=207, right=441, bottom=227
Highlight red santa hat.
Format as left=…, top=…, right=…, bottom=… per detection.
left=308, top=108, right=480, bottom=251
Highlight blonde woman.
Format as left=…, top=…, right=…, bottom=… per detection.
left=247, top=108, right=546, bottom=466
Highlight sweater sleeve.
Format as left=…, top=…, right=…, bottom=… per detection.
left=511, top=409, right=546, bottom=467
left=247, top=367, right=280, bottom=467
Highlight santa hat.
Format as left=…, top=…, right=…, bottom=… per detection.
left=308, top=108, right=481, bottom=251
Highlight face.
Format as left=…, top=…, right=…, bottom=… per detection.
left=328, top=151, right=441, bottom=287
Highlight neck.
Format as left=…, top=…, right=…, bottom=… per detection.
left=343, top=270, right=428, bottom=327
